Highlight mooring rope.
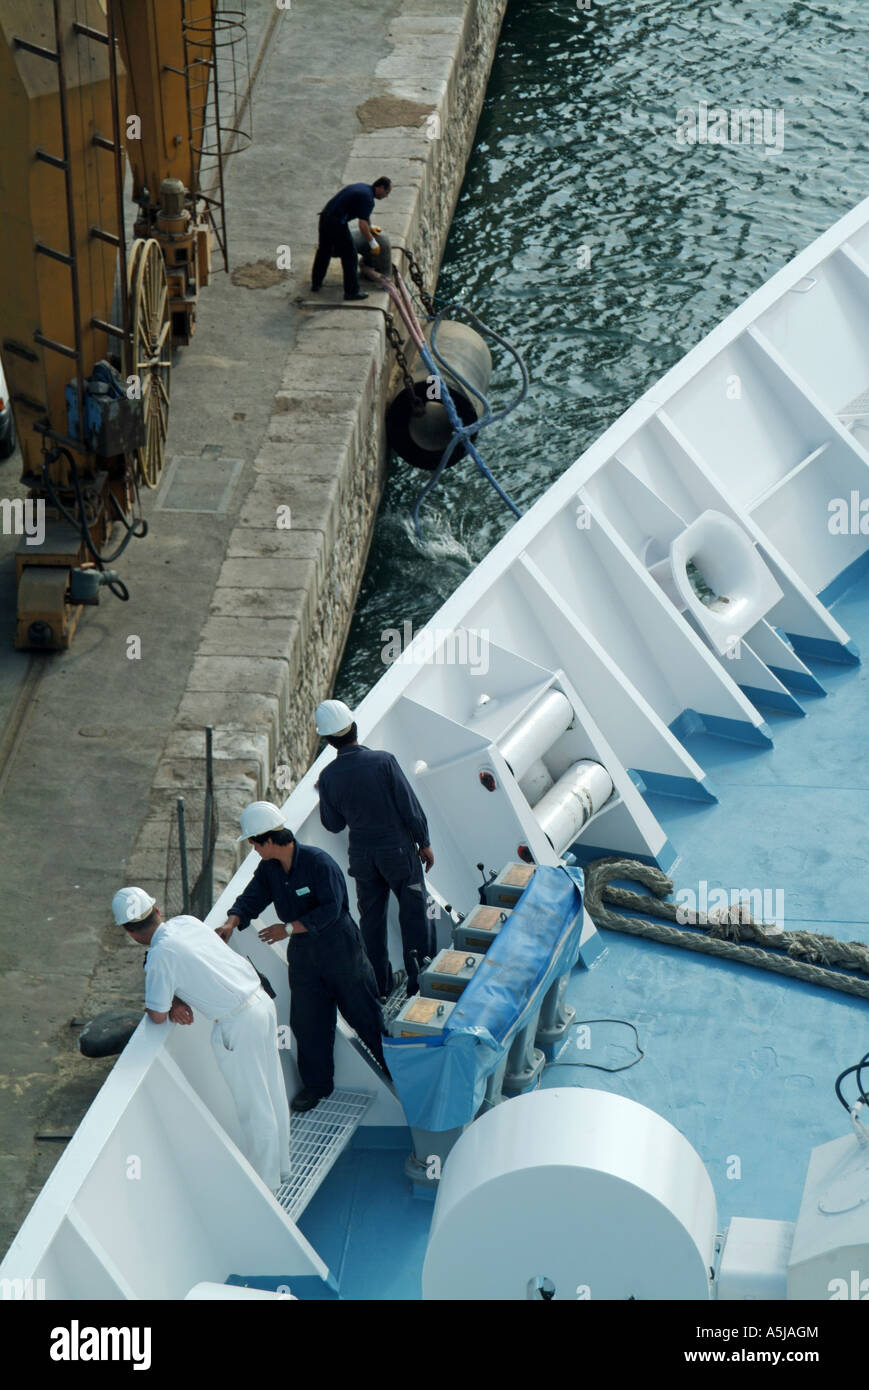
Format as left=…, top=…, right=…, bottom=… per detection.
left=583, top=857, right=869, bottom=1001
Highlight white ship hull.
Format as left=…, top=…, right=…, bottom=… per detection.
left=5, top=192, right=869, bottom=1302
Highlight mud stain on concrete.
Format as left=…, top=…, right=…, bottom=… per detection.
left=356, top=95, right=435, bottom=130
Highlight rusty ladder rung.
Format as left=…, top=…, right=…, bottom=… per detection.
left=12, top=393, right=48, bottom=414
left=35, top=148, right=67, bottom=170
left=34, top=241, right=73, bottom=266
left=13, top=36, right=58, bottom=62
left=3, top=339, right=40, bottom=363
left=72, top=21, right=108, bottom=46
left=89, top=226, right=120, bottom=247
left=33, top=332, right=78, bottom=361
left=90, top=317, right=125, bottom=340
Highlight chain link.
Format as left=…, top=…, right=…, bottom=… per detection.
left=384, top=311, right=425, bottom=416
left=404, top=249, right=436, bottom=316
left=384, top=244, right=436, bottom=418
left=383, top=312, right=415, bottom=395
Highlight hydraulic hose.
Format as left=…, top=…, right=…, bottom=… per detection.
left=41, top=447, right=147, bottom=576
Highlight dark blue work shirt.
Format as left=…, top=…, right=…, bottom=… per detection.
left=228, top=842, right=352, bottom=939
left=321, top=183, right=375, bottom=225
left=318, top=744, right=430, bottom=851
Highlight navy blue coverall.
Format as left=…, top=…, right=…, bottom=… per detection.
left=318, top=744, right=437, bottom=996
left=227, top=841, right=385, bottom=1094
left=310, top=183, right=375, bottom=297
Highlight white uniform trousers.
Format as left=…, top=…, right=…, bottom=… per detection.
left=211, top=989, right=291, bottom=1190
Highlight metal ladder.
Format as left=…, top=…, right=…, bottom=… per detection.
left=181, top=0, right=252, bottom=272
left=6, top=0, right=129, bottom=454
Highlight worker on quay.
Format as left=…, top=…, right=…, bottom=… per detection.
left=112, top=887, right=291, bottom=1192
left=310, top=176, right=391, bottom=301
left=315, top=700, right=436, bottom=999
left=217, top=802, right=388, bottom=1114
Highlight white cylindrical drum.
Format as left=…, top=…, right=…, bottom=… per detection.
left=534, top=759, right=613, bottom=854
left=517, top=757, right=554, bottom=806
left=499, top=690, right=574, bottom=782
left=422, top=1088, right=717, bottom=1301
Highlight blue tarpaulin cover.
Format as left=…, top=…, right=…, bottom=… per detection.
left=384, top=865, right=584, bottom=1130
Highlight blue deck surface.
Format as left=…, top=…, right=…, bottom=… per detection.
left=298, top=577, right=869, bottom=1298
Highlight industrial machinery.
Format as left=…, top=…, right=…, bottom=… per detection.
left=0, top=0, right=152, bottom=648
left=0, top=0, right=250, bottom=648
left=112, top=1, right=251, bottom=351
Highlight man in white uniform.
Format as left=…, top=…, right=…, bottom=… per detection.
left=112, top=887, right=291, bottom=1192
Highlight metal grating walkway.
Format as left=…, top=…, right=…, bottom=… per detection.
left=275, top=1089, right=373, bottom=1222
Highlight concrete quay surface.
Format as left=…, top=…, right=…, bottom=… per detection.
left=0, top=0, right=507, bottom=1257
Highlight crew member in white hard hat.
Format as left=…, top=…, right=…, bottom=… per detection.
left=314, top=699, right=436, bottom=998
left=113, top=886, right=291, bottom=1192
left=216, top=802, right=387, bottom=1113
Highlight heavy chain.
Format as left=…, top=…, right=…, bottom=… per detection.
left=384, top=311, right=425, bottom=415
left=404, top=249, right=436, bottom=316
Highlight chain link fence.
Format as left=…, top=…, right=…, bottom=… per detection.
left=165, top=727, right=218, bottom=920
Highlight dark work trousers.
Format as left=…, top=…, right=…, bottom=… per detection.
left=310, top=214, right=360, bottom=296
left=288, top=916, right=385, bottom=1094
left=349, top=843, right=437, bottom=997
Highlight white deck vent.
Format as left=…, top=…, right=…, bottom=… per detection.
left=275, top=1088, right=373, bottom=1222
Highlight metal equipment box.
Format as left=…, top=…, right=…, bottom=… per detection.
left=482, top=862, right=536, bottom=908
left=419, top=949, right=485, bottom=1001
left=388, top=995, right=456, bottom=1039
left=66, top=368, right=145, bottom=456
left=453, top=904, right=512, bottom=954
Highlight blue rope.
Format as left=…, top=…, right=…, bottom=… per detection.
left=410, top=303, right=529, bottom=538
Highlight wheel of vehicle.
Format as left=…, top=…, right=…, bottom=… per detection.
left=128, top=237, right=171, bottom=488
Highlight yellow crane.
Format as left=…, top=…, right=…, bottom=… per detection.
left=0, top=0, right=249, bottom=649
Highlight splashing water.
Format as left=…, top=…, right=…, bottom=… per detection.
left=336, top=0, right=869, bottom=706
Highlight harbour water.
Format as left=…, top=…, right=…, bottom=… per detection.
left=337, top=0, right=869, bottom=700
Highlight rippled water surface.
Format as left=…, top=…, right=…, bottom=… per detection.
left=337, top=0, right=869, bottom=701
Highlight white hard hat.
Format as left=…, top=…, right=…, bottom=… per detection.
left=236, top=800, right=290, bottom=843
left=315, top=699, right=354, bottom=736
left=112, top=886, right=156, bottom=926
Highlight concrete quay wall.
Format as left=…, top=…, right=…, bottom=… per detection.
left=133, top=0, right=508, bottom=904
